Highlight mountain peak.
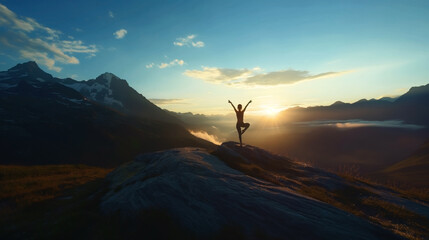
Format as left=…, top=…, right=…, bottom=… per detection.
left=396, top=83, right=429, bottom=104
left=8, top=61, right=53, bottom=80
left=94, top=72, right=123, bottom=87
left=355, top=98, right=368, bottom=104
left=331, top=101, right=346, bottom=106
left=9, top=61, right=40, bottom=72
left=98, top=72, right=119, bottom=81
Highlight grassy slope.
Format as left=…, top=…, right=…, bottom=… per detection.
left=2, top=148, right=429, bottom=240
left=213, top=145, right=429, bottom=240
left=0, top=165, right=251, bottom=240
left=380, top=140, right=429, bottom=188
left=0, top=165, right=111, bottom=209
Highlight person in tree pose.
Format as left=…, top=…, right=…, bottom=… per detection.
left=228, top=100, right=252, bottom=147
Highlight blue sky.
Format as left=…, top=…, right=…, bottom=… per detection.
left=1, top=0, right=429, bottom=114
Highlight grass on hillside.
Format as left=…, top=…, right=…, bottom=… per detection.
left=213, top=149, right=429, bottom=240
left=0, top=164, right=112, bottom=208
left=0, top=164, right=269, bottom=240
left=299, top=181, right=429, bottom=240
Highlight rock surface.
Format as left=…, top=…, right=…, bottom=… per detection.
left=101, top=145, right=399, bottom=239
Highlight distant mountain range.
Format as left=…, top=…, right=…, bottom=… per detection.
left=0, top=61, right=213, bottom=166
left=281, top=83, right=429, bottom=126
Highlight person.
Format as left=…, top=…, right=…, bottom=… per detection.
left=228, top=100, right=252, bottom=147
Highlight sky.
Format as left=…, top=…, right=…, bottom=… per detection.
left=1, top=0, right=429, bottom=115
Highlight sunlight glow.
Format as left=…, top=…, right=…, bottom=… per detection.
left=262, top=106, right=284, bottom=117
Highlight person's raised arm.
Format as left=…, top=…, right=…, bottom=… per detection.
left=228, top=100, right=237, bottom=112
left=243, top=100, right=252, bottom=112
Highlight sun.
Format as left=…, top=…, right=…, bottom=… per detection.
left=263, top=106, right=283, bottom=117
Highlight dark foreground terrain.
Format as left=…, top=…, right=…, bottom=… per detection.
left=1, top=143, right=428, bottom=240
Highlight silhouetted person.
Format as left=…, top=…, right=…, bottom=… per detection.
left=228, top=100, right=252, bottom=147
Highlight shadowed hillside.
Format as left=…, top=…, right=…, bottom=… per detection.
left=378, top=139, right=429, bottom=188
left=1, top=143, right=428, bottom=239
left=0, top=62, right=215, bottom=167
left=100, top=143, right=428, bottom=239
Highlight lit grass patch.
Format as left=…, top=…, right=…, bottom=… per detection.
left=0, top=164, right=112, bottom=207
left=362, top=197, right=429, bottom=240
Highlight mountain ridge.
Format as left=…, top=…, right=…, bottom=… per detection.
left=0, top=61, right=180, bottom=124
left=279, top=83, right=429, bottom=125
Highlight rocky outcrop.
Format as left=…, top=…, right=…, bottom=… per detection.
left=100, top=145, right=399, bottom=239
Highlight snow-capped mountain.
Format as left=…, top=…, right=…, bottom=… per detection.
left=0, top=62, right=212, bottom=166
left=0, top=61, right=179, bottom=124
left=61, top=72, right=179, bottom=123
left=62, top=73, right=123, bottom=108
left=0, top=61, right=54, bottom=87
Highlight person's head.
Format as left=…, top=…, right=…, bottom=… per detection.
left=238, top=104, right=242, bottom=110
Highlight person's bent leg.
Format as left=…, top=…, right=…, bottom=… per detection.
left=242, top=123, right=250, bottom=134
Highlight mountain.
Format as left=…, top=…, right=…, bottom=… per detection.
left=0, top=61, right=54, bottom=85
left=378, top=139, right=429, bottom=188
left=0, top=62, right=214, bottom=167
left=61, top=72, right=180, bottom=124
left=279, top=83, right=429, bottom=126
left=0, top=61, right=180, bottom=124
left=100, top=142, right=428, bottom=239
left=393, top=84, right=429, bottom=125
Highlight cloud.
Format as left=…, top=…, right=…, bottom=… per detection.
left=145, top=63, right=154, bottom=68
left=183, top=67, right=256, bottom=84
left=0, top=3, right=97, bottom=72
left=184, top=66, right=350, bottom=87
left=149, top=98, right=186, bottom=105
left=191, top=41, right=204, bottom=48
left=19, top=50, right=61, bottom=72
left=244, top=69, right=350, bottom=86
left=174, top=34, right=205, bottom=48
left=0, top=4, right=35, bottom=32
left=108, top=11, right=114, bottom=18
left=113, top=29, right=127, bottom=39
left=158, top=59, right=184, bottom=69
left=61, top=40, right=97, bottom=54
left=188, top=130, right=222, bottom=145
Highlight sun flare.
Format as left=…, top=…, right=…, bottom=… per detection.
left=263, top=106, right=283, bottom=117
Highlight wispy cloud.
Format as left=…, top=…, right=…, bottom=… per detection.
left=149, top=98, right=186, bottom=105
left=113, top=29, right=127, bottom=39
left=61, top=40, right=97, bottom=54
left=158, top=59, right=184, bottom=69
left=0, top=3, right=97, bottom=72
left=145, top=63, right=155, bottom=68
left=108, top=11, right=114, bottom=18
left=244, top=69, right=351, bottom=86
left=174, top=34, right=205, bottom=48
left=184, top=66, right=351, bottom=87
left=184, top=67, right=257, bottom=84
